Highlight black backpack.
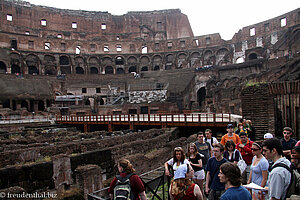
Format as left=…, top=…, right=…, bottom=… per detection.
left=113, top=173, right=134, bottom=200
left=270, top=163, right=299, bottom=198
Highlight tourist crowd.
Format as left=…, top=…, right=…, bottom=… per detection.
left=108, top=122, right=300, bottom=200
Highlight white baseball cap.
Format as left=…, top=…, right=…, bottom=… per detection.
left=264, top=133, right=273, bottom=139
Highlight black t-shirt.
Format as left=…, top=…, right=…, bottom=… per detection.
left=189, top=153, right=203, bottom=171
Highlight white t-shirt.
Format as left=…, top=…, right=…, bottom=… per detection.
left=205, top=137, right=218, bottom=149
left=167, top=158, right=190, bottom=171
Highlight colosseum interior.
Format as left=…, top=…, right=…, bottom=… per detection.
left=0, top=0, right=299, bottom=199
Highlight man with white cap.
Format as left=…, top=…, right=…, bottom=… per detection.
left=264, top=133, right=273, bottom=140
left=169, top=164, right=203, bottom=200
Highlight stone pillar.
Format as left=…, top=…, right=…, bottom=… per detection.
left=52, top=154, right=73, bottom=195
left=75, top=165, right=103, bottom=200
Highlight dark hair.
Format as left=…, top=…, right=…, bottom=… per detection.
left=197, top=131, right=204, bottom=137
left=225, top=140, right=236, bottom=151
left=293, top=145, right=300, bottom=154
left=283, top=127, right=293, bottom=134
left=187, top=143, right=198, bottom=157
left=239, top=132, right=247, bottom=137
left=220, top=162, right=242, bottom=187
left=173, top=147, right=186, bottom=163
left=205, top=129, right=212, bottom=133
left=262, top=138, right=283, bottom=156
left=213, top=143, right=225, bottom=152
left=118, top=159, right=136, bottom=174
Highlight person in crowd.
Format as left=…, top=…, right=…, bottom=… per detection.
left=108, top=158, right=147, bottom=200
left=236, top=132, right=253, bottom=184
left=187, top=143, right=205, bottom=199
left=296, top=140, right=300, bottom=146
left=262, top=138, right=291, bottom=200
left=235, top=122, right=248, bottom=136
left=205, top=143, right=227, bottom=200
left=220, top=124, right=241, bottom=146
left=263, top=133, right=273, bottom=140
left=169, top=163, right=203, bottom=200
left=291, top=145, right=300, bottom=195
left=245, top=120, right=256, bottom=141
left=247, top=142, right=268, bottom=200
left=205, top=129, right=219, bottom=150
left=281, top=127, right=297, bottom=160
left=218, top=162, right=252, bottom=200
left=223, top=140, right=241, bottom=164
left=195, top=131, right=211, bottom=169
left=165, top=147, right=190, bottom=177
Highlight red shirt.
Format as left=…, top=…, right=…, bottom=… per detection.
left=108, top=173, right=145, bottom=200
left=172, top=183, right=197, bottom=200
left=236, top=140, right=253, bottom=165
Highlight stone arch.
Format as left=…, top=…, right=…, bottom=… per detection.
left=115, top=56, right=125, bottom=66
left=127, top=56, right=137, bottom=65
left=140, top=56, right=150, bottom=64
left=153, top=65, right=160, bottom=71
left=166, top=54, right=174, bottom=70
left=197, top=87, right=206, bottom=107
left=90, top=67, right=99, bottom=74
left=74, top=56, right=86, bottom=74
left=177, top=53, right=187, bottom=68
left=28, top=66, right=39, bottom=75
left=141, top=66, right=148, bottom=71
left=88, top=56, right=100, bottom=74
left=75, top=67, right=84, bottom=74
left=0, top=61, right=7, bottom=73
left=128, top=66, right=137, bottom=73
left=216, top=48, right=229, bottom=65
left=59, top=55, right=71, bottom=74
left=103, top=57, right=113, bottom=66
left=248, top=53, right=258, bottom=60
left=38, top=100, right=45, bottom=111
left=203, top=50, right=214, bottom=65
left=99, top=98, right=104, bottom=105
left=190, top=51, right=201, bottom=67
left=11, top=64, right=21, bottom=74
left=44, top=55, right=56, bottom=75
left=105, top=66, right=114, bottom=74
left=116, top=67, right=125, bottom=74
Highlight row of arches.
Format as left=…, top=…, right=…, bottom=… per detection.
left=1, top=99, right=51, bottom=112
left=0, top=48, right=260, bottom=75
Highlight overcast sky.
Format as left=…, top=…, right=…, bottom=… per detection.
left=26, top=0, right=300, bottom=40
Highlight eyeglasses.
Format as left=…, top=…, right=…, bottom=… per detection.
left=283, top=132, right=290, bottom=134
left=251, top=148, right=260, bottom=151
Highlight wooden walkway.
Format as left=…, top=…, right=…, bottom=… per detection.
left=56, top=113, right=237, bottom=132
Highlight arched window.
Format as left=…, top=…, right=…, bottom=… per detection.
left=90, top=67, right=98, bottom=74
left=76, top=67, right=84, bottom=74
left=59, top=56, right=70, bottom=65
left=38, top=100, right=45, bottom=111
left=116, top=68, right=125, bottom=74
left=11, top=64, right=20, bottom=74
left=249, top=53, right=258, bottom=60
left=28, top=66, right=39, bottom=75
left=154, top=65, right=160, bottom=71
left=197, top=87, right=206, bottom=107
left=105, top=66, right=114, bottom=74
left=128, top=66, right=137, bottom=73
left=141, top=66, right=148, bottom=71
left=0, top=61, right=7, bottom=73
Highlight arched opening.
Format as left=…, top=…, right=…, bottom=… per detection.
left=116, top=68, right=125, bottom=74
left=0, top=61, right=7, bottom=73
left=141, top=66, right=148, bottom=71
left=11, top=64, right=21, bottom=74
left=21, top=100, right=29, bottom=111
left=115, top=56, right=124, bottom=65
left=38, top=100, right=45, bottom=111
left=28, top=66, right=39, bottom=75
left=99, top=98, right=104, bottom=105
left=46, top=99, right=51, bottom=107
left=236, top=57, right=245, bottom=64
left=249, top=53, right=258, bottom=60
left=59, top=56, right=70, bottom=65
left=128, top=66, right=137, bottom=73
left=90, top=67, right=98, bottom=74
left=105, top=66, right=114, bottom=74
left=197, top=87, right=206, bottom=107
left=154, top=65, right=160, bottom=71
left=76, top=67, right=84, bottom=74
left=85, top=99, right=90, bottom=105
left=45, top=66, right=56, bottom=75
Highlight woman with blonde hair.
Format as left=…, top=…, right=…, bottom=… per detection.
left=108, top=158, right=147, bottom=200
left=187, top=143, right=205, bottom=198
left=170, top=164, right=203, bottom=200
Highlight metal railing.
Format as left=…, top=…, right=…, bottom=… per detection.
left=88, top=167, right=170, bottom=200
left=0, top=116, right=55, bottom=124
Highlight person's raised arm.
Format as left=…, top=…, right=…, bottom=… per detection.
left=164, top=161, right=170, bottom=176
